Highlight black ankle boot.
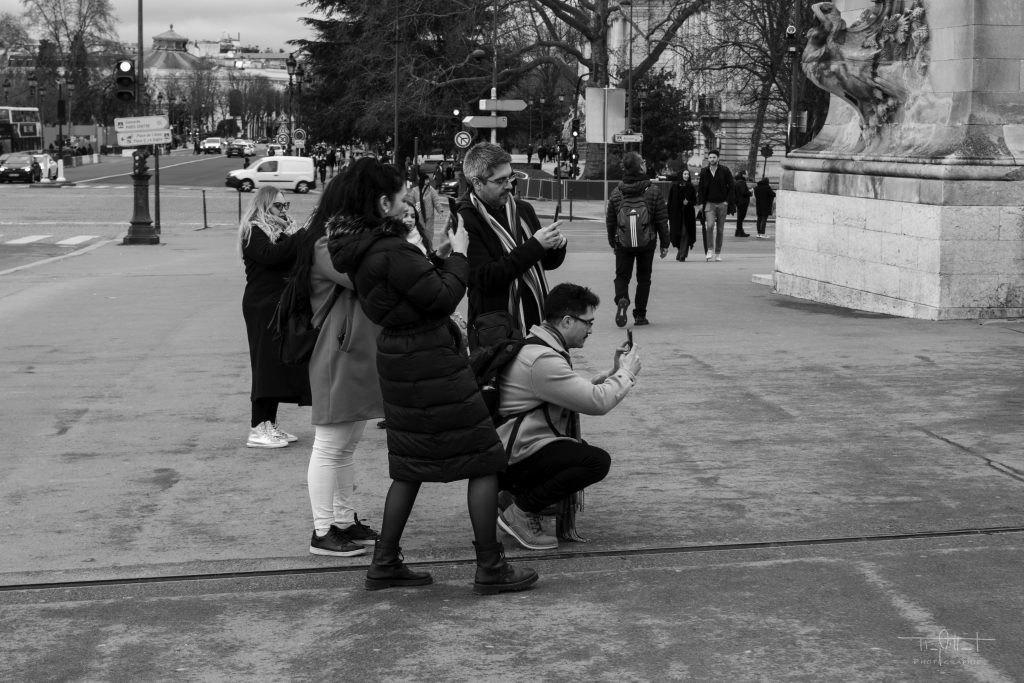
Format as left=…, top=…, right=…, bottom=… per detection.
left=365, top=541, right=433, bottom=591
left=472, top=541, right=538, bottom=595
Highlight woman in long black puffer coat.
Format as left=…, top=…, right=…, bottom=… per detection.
left=328, top=157, right=537, bottom=596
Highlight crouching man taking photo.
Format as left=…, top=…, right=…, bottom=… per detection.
left=495, top=283, right=642, bottom=550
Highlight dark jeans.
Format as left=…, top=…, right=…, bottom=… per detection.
left=756, top=214, right=769, bottom=235
left=735, top=202, right=749, bottom=234
left=614, top=245, right=657, bottom=316
left=501, top=440, right=611, bottom=513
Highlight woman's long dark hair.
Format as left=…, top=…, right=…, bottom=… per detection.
left=337, top=157, right=404, bottom=226
left=290, top=157, right=406, bottom=301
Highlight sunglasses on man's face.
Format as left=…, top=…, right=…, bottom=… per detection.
left=272, top=201, right=290, bottom=210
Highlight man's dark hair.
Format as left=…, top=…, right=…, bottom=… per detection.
left=621, top=151, right=644, bottom=175
left=708, top=148, right=721, bottom=156
left=544, top=283, right=600, bottom=322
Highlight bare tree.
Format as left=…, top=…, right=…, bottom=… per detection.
left=20, top=0, right=118, bottom=61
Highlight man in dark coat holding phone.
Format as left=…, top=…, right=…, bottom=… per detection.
left=457, top=143, right=567, bottom=345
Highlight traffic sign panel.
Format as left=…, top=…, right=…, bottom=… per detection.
left=454, top=131, right=474, bottom=148
left=275, top=133, right=290, bottom=145
left=612, top=132, right=644, bottom=143
left=479, top=99, right=528, bottom=112
left=462, top=115, right=508, bottom=128
left=116, top=129, right=172, bottom=146
left=114, top=116, right=169, bottom=132
left=292, top=129, right=306, bottom=142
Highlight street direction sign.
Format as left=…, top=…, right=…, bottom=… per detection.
left=612, top=132, right=644, bottom=143
left=462, top=115, right=508, bottom=128
left=454, top=130, right=474, bottom=148
left=478, top=99, right=528, bottom=112
left=113, top=116, right=169, bottom=132
left=116, top=129, right=172, bottom=146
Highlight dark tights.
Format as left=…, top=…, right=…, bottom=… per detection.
left=251, top=398, right=279, bottom=428
left=378, top=475, right=498, bottom=547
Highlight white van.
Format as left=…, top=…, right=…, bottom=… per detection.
left=225, top=156, right=316, bottom=193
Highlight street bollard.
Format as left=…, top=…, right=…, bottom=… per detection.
left=196, top=190, right=209, bottom=231
left=237, top=189, right=242, bottom=222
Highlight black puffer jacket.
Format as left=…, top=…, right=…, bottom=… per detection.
left=328, top=216, right=505, bottom=482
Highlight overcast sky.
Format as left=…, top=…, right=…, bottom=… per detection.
left=110, top=0, right=315, bottom=54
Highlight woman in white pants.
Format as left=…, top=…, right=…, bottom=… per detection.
left=298, top=174, right=385, bottom=557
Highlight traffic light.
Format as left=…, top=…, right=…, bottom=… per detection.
left=132, top=149, right=149, bottom=175
left=571, top=118, right=580, bottom=137
left=114, top=59, right=135, bottom=102
left=450, top=108, right=462, bottom=127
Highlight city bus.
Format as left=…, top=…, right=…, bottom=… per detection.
left=0, top=106, right=43, bottom=154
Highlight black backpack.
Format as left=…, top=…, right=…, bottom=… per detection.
left=615, top=187, right=654, bottom=251
left=469, top=335, right=551, bottom=425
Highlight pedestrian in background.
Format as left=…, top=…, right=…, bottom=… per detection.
left=605, top=151, right=669, bottom=326
left=697, top=149, right=735, bottom=262
left=754, top=176, right=777, bottom=238
left=732, top=170, right=752, bottom=237
left=277, top=174, right=386, bottom=558
left=238, top=186, right=310, bottom=448
left=667, top=168, right=698, bottom=261
left=329, top=157, right=538, bottom=595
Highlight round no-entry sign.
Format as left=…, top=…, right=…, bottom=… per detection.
left=454, top=131, right=473, bottom=148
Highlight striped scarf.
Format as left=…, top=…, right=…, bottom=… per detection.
left=469, top=192, right=549, bottom=334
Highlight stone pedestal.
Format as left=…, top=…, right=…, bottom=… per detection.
left=775, top=0, right=1024, bottom=319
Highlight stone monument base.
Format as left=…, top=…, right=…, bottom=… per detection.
left=774, top=164, right=1024, bottom=320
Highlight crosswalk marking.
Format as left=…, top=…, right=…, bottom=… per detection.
left=5, top=235, right=52, bottom=245
left=56, top=235, right=99, bottom=246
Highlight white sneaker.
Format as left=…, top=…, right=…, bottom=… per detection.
left=270, top=423, right=298, bottom=443
left=714, top=254, right=722, bottom=261
left=705, top=250, right=713, bottom=261
left=247, top=421, right=288, bottom=448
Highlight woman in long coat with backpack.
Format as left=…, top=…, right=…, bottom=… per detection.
left=239, top=186, right=310, bottom=449
left=328, top=157, right=537, bottom=595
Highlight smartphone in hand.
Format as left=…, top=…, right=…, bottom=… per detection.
left=553, top=205, right=561, bottom=223
left=625, top=328, right=633, bottom=351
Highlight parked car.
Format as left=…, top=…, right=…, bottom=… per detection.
left=200, top=137, right=223, bottom=154
left=0, top=153, right=36, bottom=183
left=225, top=155, right=316, bottom=194
left=226, top=139, right=256, bottom=157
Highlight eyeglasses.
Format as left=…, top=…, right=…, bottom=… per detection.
left=479, top=174, right=514, bottom=186
left=272, top=201, right=290, bottom=210
left=568, top=315, right=595, bottom=329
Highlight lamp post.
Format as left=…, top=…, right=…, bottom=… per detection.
left=168, top=94, right=176, bottom=147
left=540, top=97, right=546, bottom=141
left=528, top=98, right=534, bottom=143
left=2, top=78, right=10, bottom=104
left=638, top=88, right=647, bottom=157
left=619, top=0, right=635, bottom=136
left=56, top=66, right=67, bottom=152
left=286, top=53, right=300, bottom=155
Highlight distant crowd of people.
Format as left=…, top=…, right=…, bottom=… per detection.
left=237, top=141, right=772, bottom=594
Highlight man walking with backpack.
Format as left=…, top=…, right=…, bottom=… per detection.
left=606, top=152, right=670, bottom=327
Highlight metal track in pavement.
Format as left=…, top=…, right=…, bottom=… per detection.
left=2, top=524, right=1023, bottom=593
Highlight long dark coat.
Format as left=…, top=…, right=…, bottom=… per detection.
left=667, top=180, right=697, bottom=255
left=754, top=178, right=777, bottom=217
left=328, top=217, right=505, bottom=483
left=242, top=226, right=311, bottom=404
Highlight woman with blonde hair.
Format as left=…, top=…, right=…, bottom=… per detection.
left=239, top=186, right=310, bottom=448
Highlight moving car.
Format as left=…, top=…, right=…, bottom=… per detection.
left=265, top=143, right=284, bottom=156
left=225, top=156, right=316, bottom=194
left=200, top=137, right=223, bottom=154
left=0, top=153, right=36, bottom=183
left=226, top=139, right=256, bottom=157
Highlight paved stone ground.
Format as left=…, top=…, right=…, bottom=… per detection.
left=1, top=188, right=1022, bottom=682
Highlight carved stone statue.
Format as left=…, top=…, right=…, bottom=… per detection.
left=802, top=0, right=929, bottom=131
